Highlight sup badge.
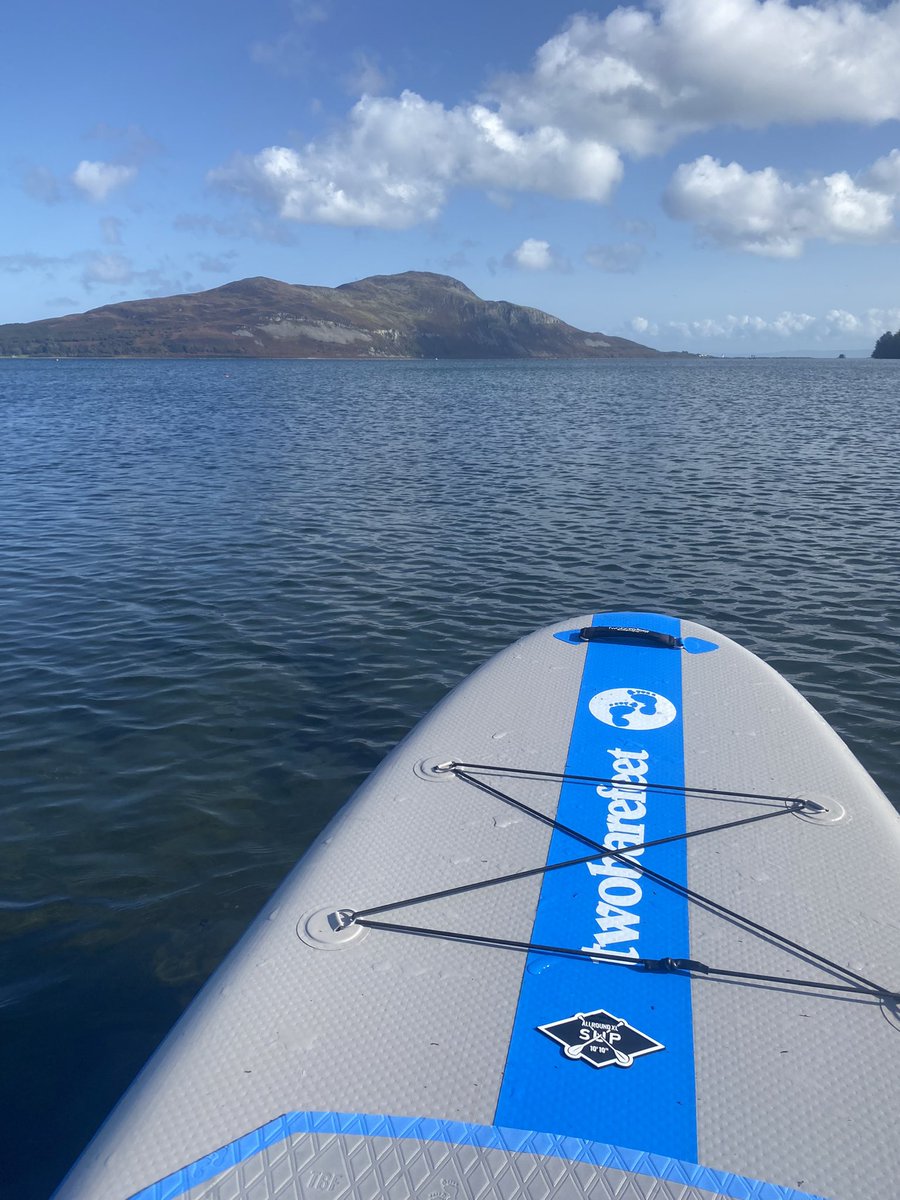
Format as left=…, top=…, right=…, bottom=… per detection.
left=538, top=1008, right=664, bottom=1070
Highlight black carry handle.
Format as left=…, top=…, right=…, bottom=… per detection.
left=578, top=625, right=680, bottom=650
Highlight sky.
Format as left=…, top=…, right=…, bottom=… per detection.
left=4, top=0, right=900, bottom=354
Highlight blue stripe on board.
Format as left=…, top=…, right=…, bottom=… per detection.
left=494, top=611, right=698, bottom=1161
left=127, top=1110, right=825, bottom=1200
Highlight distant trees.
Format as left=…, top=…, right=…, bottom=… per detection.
left=872, top=330, right=900, bottom=358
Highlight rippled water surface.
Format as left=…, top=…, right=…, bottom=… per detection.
left=3, top=357, right=899, bottom=1197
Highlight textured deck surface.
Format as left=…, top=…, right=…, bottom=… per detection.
left=134, top=1114, right=822, bottom=1200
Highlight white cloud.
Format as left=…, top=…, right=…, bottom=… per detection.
left=72, top=160, right=137, bottom=202
left=822, top=308, right=862, bottom=335
left=216, top=2, right=900, bottom=231
left=664, top=154, right=898, bottom=255
left=492, top=1, right=900, bottom=156
left=210, top=91, right=622, bottom=229
left=628, top=316, right=657, bottom=336
left=504, top=239, right=562, bottom=271
left=640, top=306, right=900, bottom=343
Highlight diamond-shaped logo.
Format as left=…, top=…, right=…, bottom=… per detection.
left=538, top=1007, right=664, bottom=1070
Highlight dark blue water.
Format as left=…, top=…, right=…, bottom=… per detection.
left=2, top=357, right=899, bottom=1198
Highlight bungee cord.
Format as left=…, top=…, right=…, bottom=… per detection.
left=346, top=762, right=899, bottom=1005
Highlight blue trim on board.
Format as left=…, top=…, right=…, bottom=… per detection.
left=128, top=1110, right=826, bottom=1200
left=495, top=611, right=697, bottom=1160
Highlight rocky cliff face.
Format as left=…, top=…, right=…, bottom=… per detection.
left=0, top=271, right=672, bottom=359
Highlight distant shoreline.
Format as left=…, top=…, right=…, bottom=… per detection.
left=0, top=352, right=868, bottom=362
left=0, top=352, right=695, bottom=362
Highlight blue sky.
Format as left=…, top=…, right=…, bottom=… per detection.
left=4, top=0, right=900, bottom=354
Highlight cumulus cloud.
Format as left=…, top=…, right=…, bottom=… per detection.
left=210, top=91, right=622, bottom=229
left=640, top=306, right=900, bottom=343
left=23, top=141, right=148, bottom=207
left=72, top=160, right=137, bottom=202
left=503, top=239, right=566, bottom=271
left=215, top=2, right=900, bottom=231
left=664, top=154, right=899, bottom=255
left=492, top=1, right=900, bottom=156
left=628, top=316, right=657, bottom=336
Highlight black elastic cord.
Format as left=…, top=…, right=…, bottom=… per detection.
left=352, top=917, right=899, bottom=1002
left=450, top=761, right=823, bottom=812
left=453, top=768, right=888, bottom=997
left=352, top=804, right=795, bottom=922
left=349, top=761, right=894, bottom=1003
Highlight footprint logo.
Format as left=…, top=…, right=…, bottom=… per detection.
left=589, top=687, right=676, bottom=730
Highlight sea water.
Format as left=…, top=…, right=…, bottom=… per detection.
left=2, top=356, right=899, bottom=1198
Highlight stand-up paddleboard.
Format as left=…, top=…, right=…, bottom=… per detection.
left=55, top=613, right=900, bottom=1200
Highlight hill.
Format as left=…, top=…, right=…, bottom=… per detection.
left=0, top=272, right=676, bottom=359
